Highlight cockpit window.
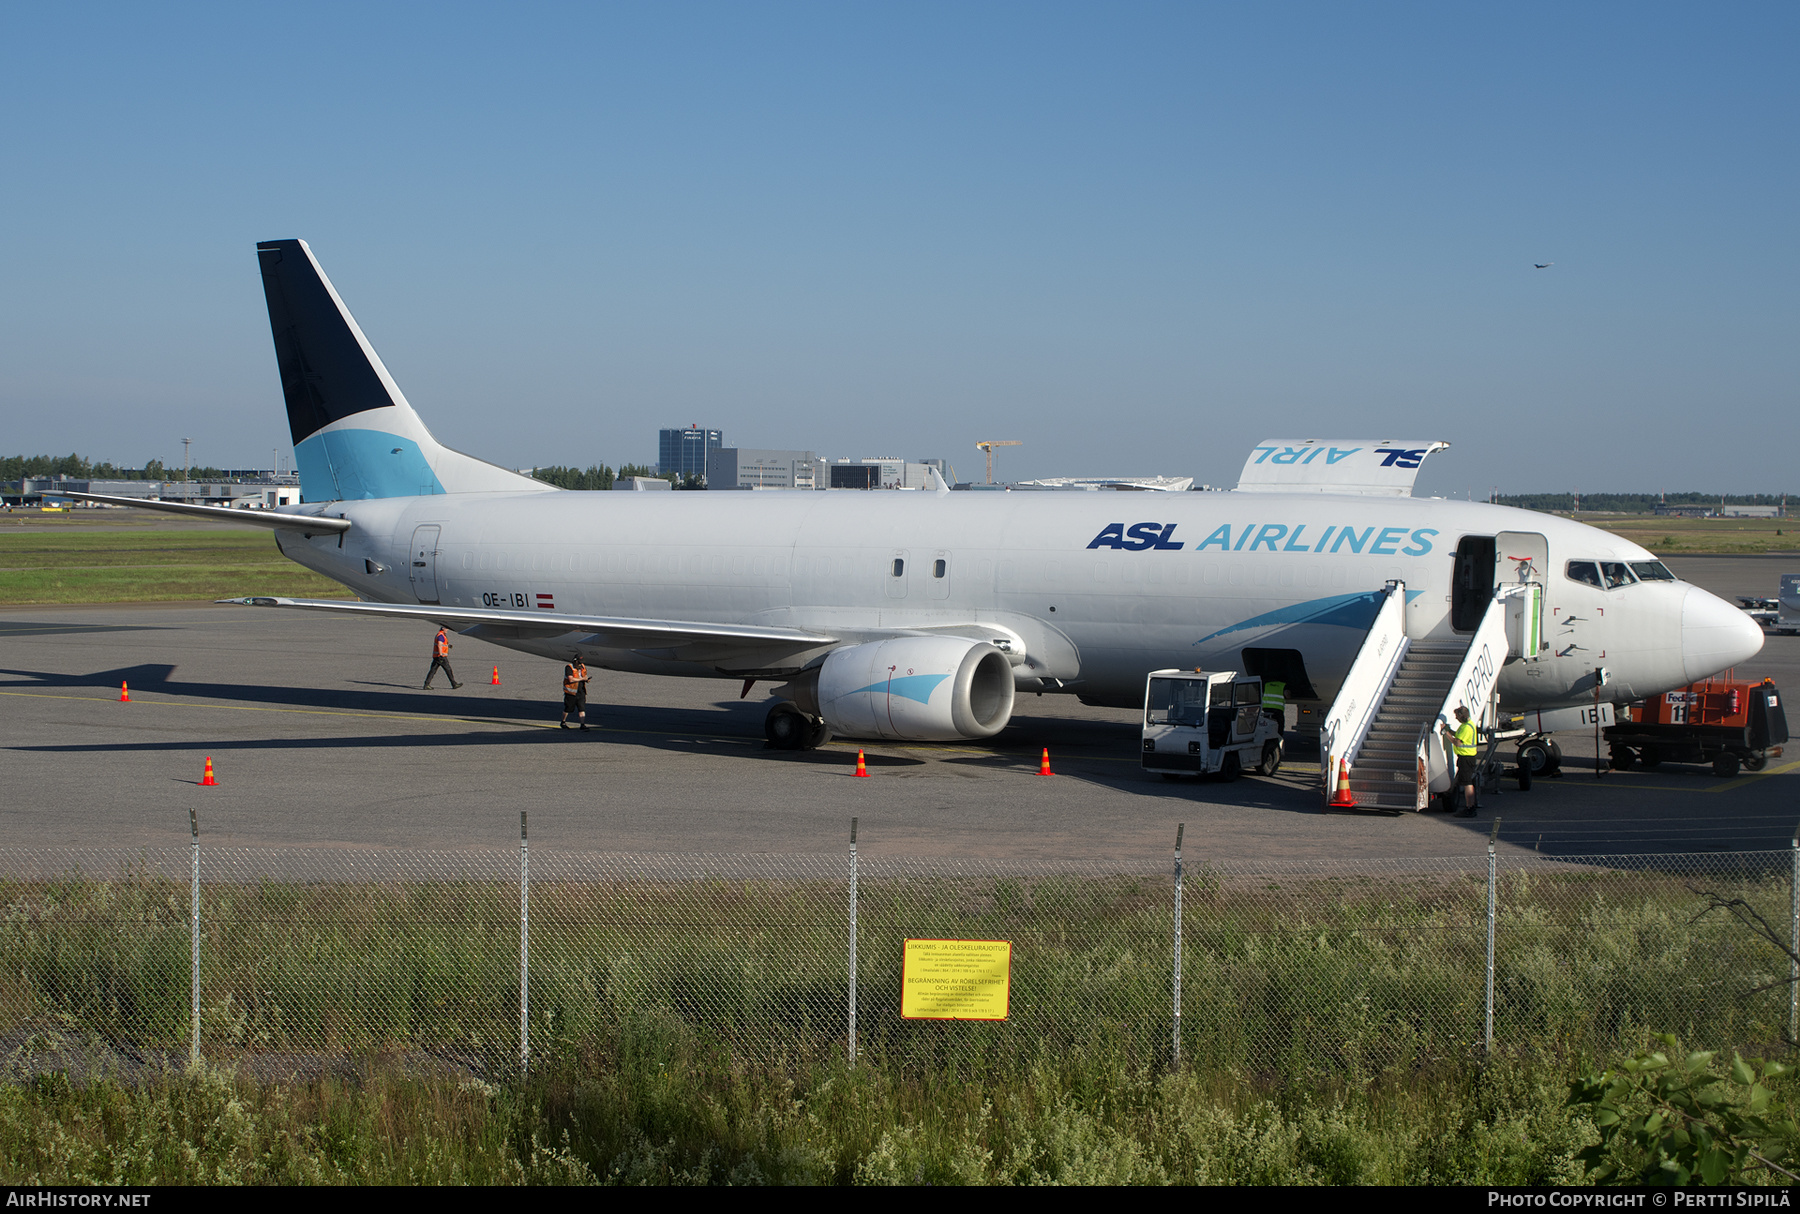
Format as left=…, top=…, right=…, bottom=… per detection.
left=1631, top=561, right=1677, bottom=582
left=1600, top=562, right=1637, bottom=589
left=1567, top=561, right=1603, bottom=588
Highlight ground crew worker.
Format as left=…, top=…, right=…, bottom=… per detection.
left=423, top=627, right=461, bottom=690
left=560, top=655, right=591, bottom=731
left=1440, top=705, right=1479, bottom=816
left=1261, top=679, right=1287, bottom=736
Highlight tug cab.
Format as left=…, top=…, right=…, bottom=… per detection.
left=1142, top=669, right=1284, bottom=781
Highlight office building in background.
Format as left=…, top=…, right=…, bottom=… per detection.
left=658, top=426, right=723, bottom=480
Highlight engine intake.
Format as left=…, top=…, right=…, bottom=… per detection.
left=816, top=637, right=1015, bottom=741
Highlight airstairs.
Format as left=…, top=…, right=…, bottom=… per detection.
left=1320, top=580, right=1542, bottom=811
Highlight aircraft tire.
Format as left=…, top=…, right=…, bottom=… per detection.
left=1517, top=739, right=1554, bottom=775
left=764, top=703, right=810, bottom=750
left=805, top=717, right=832, bottom=750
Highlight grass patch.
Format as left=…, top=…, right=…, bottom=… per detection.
left=0, top=1042, right=1621, bottom=1184
left=1560, top=514, right=1798, bottom=555
left=0, top=531, right=351, bottom=604
left=2, top=858, right=1794, bottom=1183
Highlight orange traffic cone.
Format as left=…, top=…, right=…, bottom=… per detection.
left=200, top=756, right=217, bottom=787
left=1038, top=747, right=1054, bottom=776
left=1328, top=758, right=1355, bottom=807
left=119, top=680, right=130, bottom=702
left=491, top=666, right=501, bottom=686
left=853, top=749, right=871, bottom=777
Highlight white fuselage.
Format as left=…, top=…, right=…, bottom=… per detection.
left=273, top=488, right=1752, bottom=711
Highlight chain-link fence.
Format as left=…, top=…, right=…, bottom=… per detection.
left=2, top=824, right=1796, bottom=1081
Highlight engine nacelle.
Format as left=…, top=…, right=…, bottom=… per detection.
left=817, top=637, right=1016, bottom=741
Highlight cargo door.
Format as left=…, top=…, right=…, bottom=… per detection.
left=410, top=524, right=441, bottom=604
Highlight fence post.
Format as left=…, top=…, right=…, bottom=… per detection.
left=1486, top=816, right=1501, bottom=1054
left=189, top=808, right=200, bottom=1069
left=848, top=816, right=858, bottom=1065
left=520, top=810, right=530, bottom=1076
left=1790, top=827, right=1798, bottom=1045
left=1172, top=822, right=1184, bottom=1068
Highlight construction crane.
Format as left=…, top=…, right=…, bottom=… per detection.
left=975, top=440, right=1021, bottom=485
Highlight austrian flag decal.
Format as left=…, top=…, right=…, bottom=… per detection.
left=536, top=593, right=555, bottom=610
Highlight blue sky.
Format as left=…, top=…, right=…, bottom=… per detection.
left=1, top=2, right=1793, bottom=493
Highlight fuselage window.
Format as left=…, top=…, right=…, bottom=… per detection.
left=892, top=558, right=905, bottom=578
left=1566, top=561, right=1603, bottom=588
left=1600, top=562, right=1637, bottom=589
left=934, top=559, right=946, bottom=578
left=1631, top=561, right=1677, bottom=582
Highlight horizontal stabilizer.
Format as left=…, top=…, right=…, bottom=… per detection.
left=65, top=492, right=351, bottom=533
left=1236, top=439, right=1449, bottom=496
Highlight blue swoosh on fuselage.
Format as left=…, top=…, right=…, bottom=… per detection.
left=850, top=673, right=951, bottom=705
left=1194, top=591, right=1385, bottom=646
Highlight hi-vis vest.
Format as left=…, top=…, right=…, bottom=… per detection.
left=1261, top=680, right=1286, bottom=712
left=1453, top=720, right=1478, bottom=757
left=434, top=631, right=449, bottom=657
left=564, top=665, right=587, bottom=694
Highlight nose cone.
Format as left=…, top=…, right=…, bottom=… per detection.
left=1682, top=586, right=1764, bottom=682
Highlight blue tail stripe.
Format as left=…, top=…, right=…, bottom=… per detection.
left=295, top=429, right=444, bottom=502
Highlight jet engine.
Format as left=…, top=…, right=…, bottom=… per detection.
left=815, top=637, right=1015, bottom=741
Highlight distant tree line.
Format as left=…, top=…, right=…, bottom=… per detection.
left=1495, top=492, right=1793, bottom=514
left=1, top=454, right=229, bottom=481
left=530, top=464, right=705, bottom=490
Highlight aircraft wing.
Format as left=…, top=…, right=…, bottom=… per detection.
left=64, top=492, right=351, bottom=534
left=219, top=596, right=838, bottom=666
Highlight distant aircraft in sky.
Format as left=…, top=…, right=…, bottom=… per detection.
left=1534, top=262, right=1554, bottom=269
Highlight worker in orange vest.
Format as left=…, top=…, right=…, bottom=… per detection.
left=560, top=654, right=591, bottom=731
left=423, top=626, right=462, bottom=690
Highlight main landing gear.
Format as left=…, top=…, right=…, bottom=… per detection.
left=765, top=701, right=831, bottom=750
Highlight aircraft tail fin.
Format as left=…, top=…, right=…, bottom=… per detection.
left=256, top=239, right=552, bottom=502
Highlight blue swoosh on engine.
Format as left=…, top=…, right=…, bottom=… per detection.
left=1193, top=591, right=1386, bottom=646
left=850, top=673, right=951, bottom=705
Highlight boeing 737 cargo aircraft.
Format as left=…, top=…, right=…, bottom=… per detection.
left=77, top=239, right=1764, bottom=808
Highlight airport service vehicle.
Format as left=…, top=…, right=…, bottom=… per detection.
left=1739, top=576, right=1800, bottom=636
left=72, top=239, right=1764, bottom=806
left=1603, top=678, right=1788, bottom=778
left=1142, top=670, right=1283, bottom=781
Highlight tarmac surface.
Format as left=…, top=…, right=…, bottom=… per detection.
left=1, top=553, right=1795, bottom=865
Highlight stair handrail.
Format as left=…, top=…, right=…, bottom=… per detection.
left=1417, top=584, right=1530, bottom=802
left=1320, top=581, right=1409, bottom=802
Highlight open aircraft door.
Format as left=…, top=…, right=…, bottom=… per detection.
left=1496, top=530, right=1547, bottom=660
left=410, top=524, right=441, bottom=604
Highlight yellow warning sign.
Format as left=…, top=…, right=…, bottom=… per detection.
left=901, top=939, right=1012, bottom=1020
